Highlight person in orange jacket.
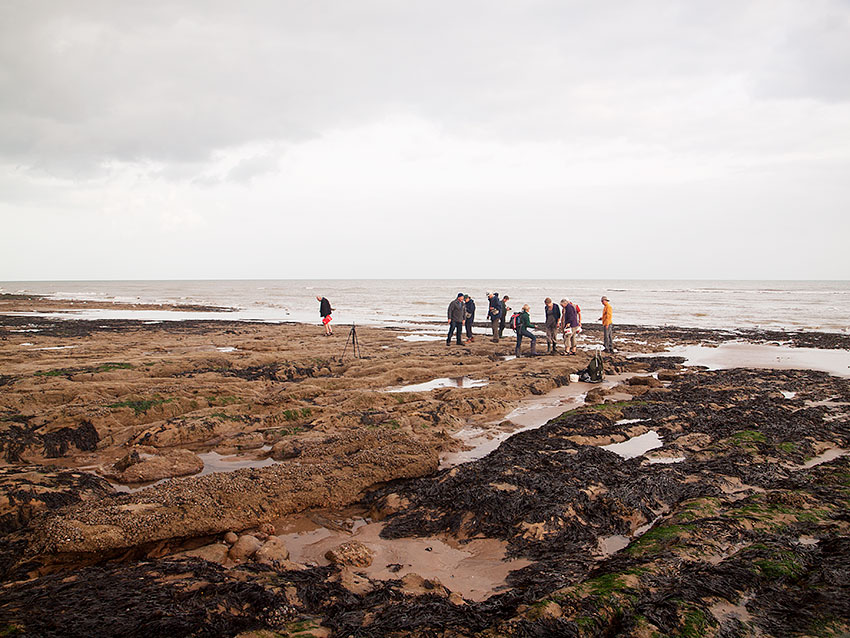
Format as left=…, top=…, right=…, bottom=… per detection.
left=599, top=296, right=614, bottom=353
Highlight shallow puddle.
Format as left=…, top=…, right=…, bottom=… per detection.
left=387, top=377, right=489, bottom=393
left=597, top=515, right=663, bottom=557
left=666, top=342, right=850, bottom=378
left=396, top=333, right=444, bottom=342
left=196, top=450, right=277, bottom=476
left=600, top=431, right=663, bottom=459
left=800, top=447, right=849, bottom=469
left=441, top=374, right=638, bottom=468
left=111, top=448, right=276, bottom=493
left=646, top=456, right=686, bottom=464
left=278, top=515, right=531, bottom=602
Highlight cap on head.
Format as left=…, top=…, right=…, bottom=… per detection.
left=601, top=296, right=609, bottom=302
left=457, top=293, right=464, bottom=298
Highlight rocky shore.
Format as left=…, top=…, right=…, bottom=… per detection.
left=0, top=295, right=848, bottom=637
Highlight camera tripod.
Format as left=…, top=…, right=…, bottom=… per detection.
left=340, top=323, right=362, bottom=362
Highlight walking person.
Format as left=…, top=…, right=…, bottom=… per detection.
left=464, top=294, right=476, bottom=343
left=499, top=295, right=510, bottom=338
left=561, top=298, right=580, bottom=355
left=599, top=296, right=614, bottom=353
left=515, top=304, right=537, bottom=357
left=487, top=292, right=502, bottom=342
left=446, top=293, right=466, bottom=346
left=543, top=297, right=560, bottom=354
left=316, top=296, right=333, bottom=336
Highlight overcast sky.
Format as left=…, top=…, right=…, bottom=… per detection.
left=1, top=0, right=849, bottom=280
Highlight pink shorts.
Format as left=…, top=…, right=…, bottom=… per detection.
left=322, top=315, right=332, bottom=325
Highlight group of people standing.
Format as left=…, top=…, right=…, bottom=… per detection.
left=319, top=291, right=614, bottom=356
left=448, top=292, right=614, bottom=357
left=447, top=292, right=513, bottom=346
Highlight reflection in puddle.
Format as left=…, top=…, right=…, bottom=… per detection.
left=666, top=342, right=850, bottom=378
left=278, top=517, right=530, bottom=602
left=647, top=456, right=686, bottom=464
left=111, top=448, right=276, bottom=493
left=387, top=377, right=489, bottom=393
left=441, top=375, right=641, bottom=468
left=614, top=418, right=647, bottom=426
left=601, top=431, right=663, bottom=459
left=197, top=450, right=277, bottom=476
left=397, top=333, right=444, bottom=342
left=598, top=516, right=662, bottom=557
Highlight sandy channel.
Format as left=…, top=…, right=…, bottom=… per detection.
left=277, top=510, right=531, bottom=602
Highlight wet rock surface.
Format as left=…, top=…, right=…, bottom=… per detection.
left=324, top=541, right=374, bottom=568
left=1, top=307, right=849, bottom=636
left=101, top=446, right=203, bottom=484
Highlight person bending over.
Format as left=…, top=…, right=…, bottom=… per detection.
left=317, top=296, right=334, bottom=336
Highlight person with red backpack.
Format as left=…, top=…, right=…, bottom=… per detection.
left=513, top=304, right=537, bottom=357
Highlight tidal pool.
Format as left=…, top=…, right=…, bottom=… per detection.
left=386, top=377, right=489, bottom=393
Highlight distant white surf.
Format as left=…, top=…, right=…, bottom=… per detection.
left=3, top=279, right=849, bottom=333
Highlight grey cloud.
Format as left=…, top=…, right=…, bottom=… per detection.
left=1, top=0, right=849, bottom=177
left=753, top=11, right=850, bottom=102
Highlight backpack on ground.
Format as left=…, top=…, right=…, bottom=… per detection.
left=510, top=312, right=522, bottom=332
left=579, top=351, right=604, bottom=383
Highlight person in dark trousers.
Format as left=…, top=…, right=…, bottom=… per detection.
left=561, top=298, right=579, bottom=355
left=463, top=294, right=476, bottom=342
left=487, top=292, right=502, bottom=342
left=515, top=304, right=537, bottom=357
left=499, top=295, right=510, bottom=338
left=543, top=297, right=561, bottom=354
left=446, top=293, right=466, bottom=346
left=599, top=296, right=614, bottom=353
left=316, top=296, right=333, bottom=336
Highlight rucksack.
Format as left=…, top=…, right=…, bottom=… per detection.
left=586, top=351, right=604, bottom=382
left=510, top=312, right=522, bottom=331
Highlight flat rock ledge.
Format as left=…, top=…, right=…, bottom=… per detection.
left=4, top=430, right=437, bottom=576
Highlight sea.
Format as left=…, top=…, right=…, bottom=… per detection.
left=2, top=280, right=849, bottom=334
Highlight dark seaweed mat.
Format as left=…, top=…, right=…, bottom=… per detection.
left=0, top=420, right=99, bottom=463
left=0, top=558, right=292, bottom=638
left=0, top=465, right=113, bottom=534
left=374, top=369, right=848, bottom=555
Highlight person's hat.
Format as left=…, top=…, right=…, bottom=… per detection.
left=601, top=296, right=609, bottom=302
left=457, top=292, right=464, bottom=298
